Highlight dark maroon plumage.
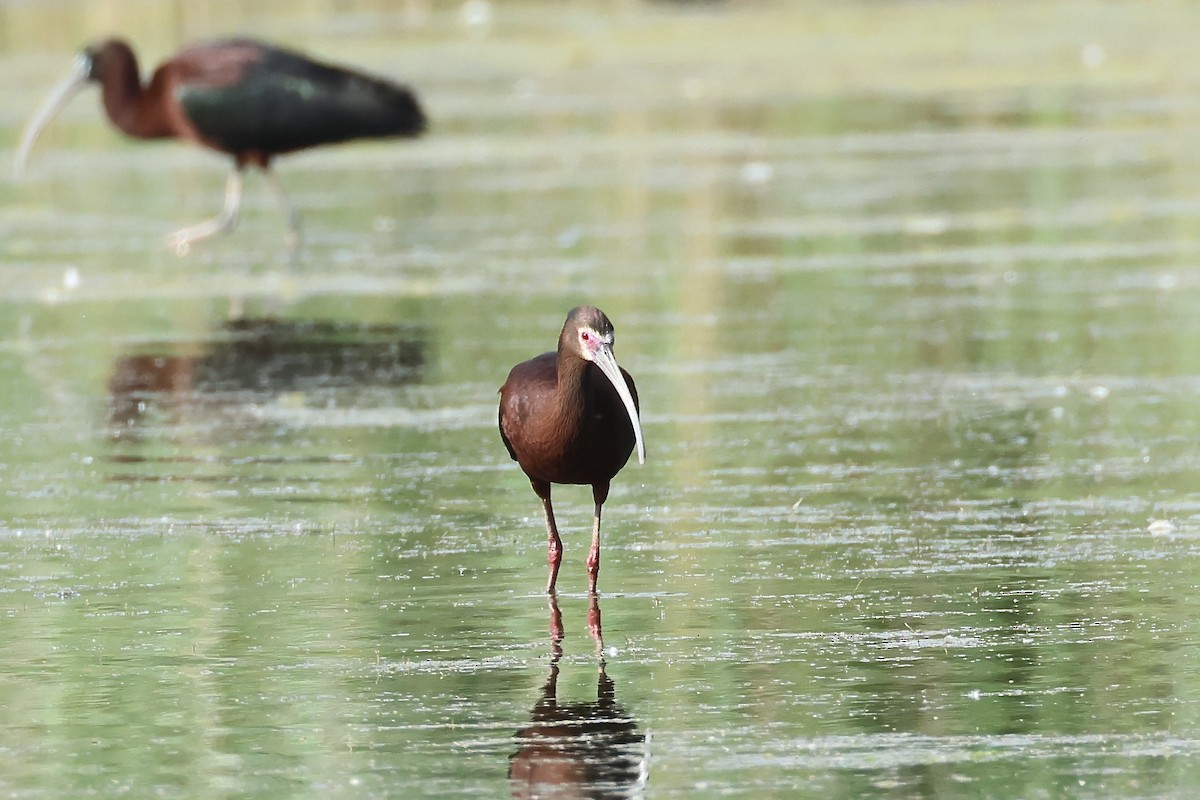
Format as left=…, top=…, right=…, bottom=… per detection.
left=171, top=40, right=425, bottom=163
left=15, top=37, right=425, bottom=252
left=499, top=306, right=646, bottom=594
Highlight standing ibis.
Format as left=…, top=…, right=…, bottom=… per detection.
left=499, top=306, right=646, bottom=594
left=13, top=38, right=426, bottom=253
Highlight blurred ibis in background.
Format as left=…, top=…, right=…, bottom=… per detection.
left=13, top=38, right=426, bottom=253
left=499, top=306, right=646, bottom=594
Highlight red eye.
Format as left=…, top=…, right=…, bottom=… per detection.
left=581, top=332, right=590, bottom=342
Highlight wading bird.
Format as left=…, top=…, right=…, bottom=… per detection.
left=499, top=306, right=646, bottom=594
left=13, top=38, right=426, bottom=253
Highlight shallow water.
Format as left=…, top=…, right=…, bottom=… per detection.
left=4, top=1, right=1200, bottom=797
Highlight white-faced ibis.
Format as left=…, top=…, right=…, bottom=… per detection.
left=499, top=306, right=646, bottom=594
left=13, top=38, right=426, bottom=253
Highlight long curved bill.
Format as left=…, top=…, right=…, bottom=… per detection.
left=593, top=344, right=646, bottom=465
left=13, top=53, right=92, bottom=176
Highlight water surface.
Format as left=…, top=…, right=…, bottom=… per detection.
left=4, top=1, right=1200, bottom=798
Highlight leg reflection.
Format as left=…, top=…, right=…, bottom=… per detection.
left=509, top=594, right=648, bottom=799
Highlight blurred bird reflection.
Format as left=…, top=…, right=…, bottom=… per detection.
left=108, top=317, right=426, bottom=436
left=510, top=595, right=648, bottom=799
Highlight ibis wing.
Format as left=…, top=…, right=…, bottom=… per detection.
left=175, top=42, right=424, bottom=157
left=498, top=352, right=558, bottom=466
left=498, top=400, right=520, bottom=463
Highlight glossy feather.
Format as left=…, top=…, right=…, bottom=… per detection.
left=499, top=352, right=639, bottom=487
left=497, top=306, right=644, bottom=594
left=174, top=40, right=425, bottom=160
left=14, top=37, right=426, bottom=250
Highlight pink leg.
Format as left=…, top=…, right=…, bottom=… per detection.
left=586, top=502, right=602, bottom=594
left=586, top=483, right=610, bottom=595
left=534, top=481, right=562, bottom=594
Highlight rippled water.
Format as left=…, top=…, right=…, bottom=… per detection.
left=4, top=1, right=1200, bottom=798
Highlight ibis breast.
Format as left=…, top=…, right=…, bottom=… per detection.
left=499, top=353, right=638, bottom=487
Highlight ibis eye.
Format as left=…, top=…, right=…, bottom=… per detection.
left=581, top=331, right=590, bottom=342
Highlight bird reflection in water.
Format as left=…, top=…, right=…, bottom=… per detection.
left=510, top=594, right=648, bottom=799
left=109, top=317, right=426, bottom=438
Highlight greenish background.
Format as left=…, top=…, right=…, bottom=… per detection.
left=3, top=1, right=1200, bottom=797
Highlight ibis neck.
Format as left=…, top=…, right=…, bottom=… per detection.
left=555, top=350, right=592, bottom=423
left=100, top=55, right=170, bottom=139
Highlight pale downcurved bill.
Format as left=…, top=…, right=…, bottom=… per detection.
left=14, top=54, right=92, bottom=176
left=593, top=344, right=646, bottom=465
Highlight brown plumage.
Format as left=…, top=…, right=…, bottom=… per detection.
left=14, top=38, right=425, bottom=252
left=499, top=306, right=646, bottom=594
